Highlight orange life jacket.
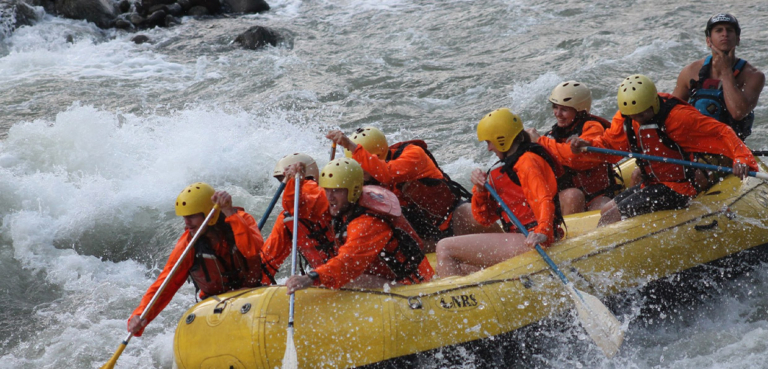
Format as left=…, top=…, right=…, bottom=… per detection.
left=333, top=186, right=430, bottom=284
left=547, top=114, right=623, bottom=198
left=281, top=210, right=336, bottom=270
left=624, top=96, right=697, bottom=195
left=488, top=143, right=564, bottom=234
left=385, top=140, right=472, bottom=232
left=188, top=211, right=263, bottom=297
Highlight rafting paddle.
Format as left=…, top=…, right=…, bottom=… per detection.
left=584, top=146, right=768, bottom=180
left=483, top=183, right=624, bottom=358
left=100, top=205, right=220, bottom=369
left=282, top=172, right=302, bottom=369
left=258, top=180, right=287, bottom=230
left=330, top=142, right=337, bottom=161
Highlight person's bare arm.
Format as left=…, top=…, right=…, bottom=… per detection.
left=672, top=62, right=698, bottom=101
left=718, top=56, right=765, bottom=120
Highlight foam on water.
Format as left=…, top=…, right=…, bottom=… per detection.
left=0, top=21, right=191, bottom=84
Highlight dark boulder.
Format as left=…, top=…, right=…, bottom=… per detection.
left=234, top=25, right=279, bottom=50
left=163, top=2, right=182, bottom=16
left=14, top=1, right=43, bottom=28
left=144, top=9, right=166, bottom=27
left=118, top=0, right=131, bottom=13
left=221, top=0, right=268, bottom=14
left=163, top=13, right=178, bottom=27
left=129, top=12, right=144, bottom=25
left=146, top=3, right=166, bottom=13
left=192, top=0, right=220, bottom=14
left=54, top=0, right=117, bottom=28
left=176, top=0, right=191, bottom=11
left=186, top=5, right=208, bottom=16
left=136, top=0, right=175, bottom=16
left=131, top=34, right=150, bottom=44
left=114, top=18, right=133, bottom=29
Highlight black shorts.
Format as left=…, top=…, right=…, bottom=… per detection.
left=614, top=183, right=691, bottom=219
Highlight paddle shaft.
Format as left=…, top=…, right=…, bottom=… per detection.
left=287, top=173, right=301, bottom=327
left=103, top=205, right=219, bottom=368
left=482, top=183, right=570, bottom=285
left=482, top=182, right=625, bottom=357
left=258, top=182, right=287, bottom=230
left=136, top=205, right=219, bottom=325
left=585, top=146, right=768, bottom=180
left=330, top=142, right=337, bottom=161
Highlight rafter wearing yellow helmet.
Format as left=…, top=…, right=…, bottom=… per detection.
left=326, top=126, right=497, bottom=253
left=569, top=74, right=759, bottom=227
left=436, top=108, right=560, bottom=278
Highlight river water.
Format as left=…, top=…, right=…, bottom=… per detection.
left=1, top=0, right=767, bottom=368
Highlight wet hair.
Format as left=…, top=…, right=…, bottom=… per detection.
left=510, top=130, right=531, bottom=150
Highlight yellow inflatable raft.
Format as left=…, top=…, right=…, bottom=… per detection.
left=172, top=164, right=768, bottom=368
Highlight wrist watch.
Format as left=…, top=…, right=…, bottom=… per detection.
left=307, top=271, right=320, bottom=280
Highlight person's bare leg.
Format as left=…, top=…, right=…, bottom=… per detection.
left=450, top=203, right=502, bottom=236
left=558, top=188, right=586, bottom=216
left=597, top=200, right=622, bottom=227
left=436, top=233, right=529, bottom=277
left=630, top=167, right=643, bottom=187
left=587, top=194, right=612, bottom=212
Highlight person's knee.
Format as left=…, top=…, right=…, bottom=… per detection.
left=600, top=200, right=617, bottom=215
left=598, top=204, right=622, bottom=226
left=587, top=195, right=611, bottom=211
left=435, top=239, right=452, bottom=259
left=560, top=188, right=584, bottom=202
left=630, top=167, right=644, bottom=187
left=451, top=203, right=479, bottom=234
left=559, top=188, right=586, bottom=214
left=455, top=203, right=473, bottom=221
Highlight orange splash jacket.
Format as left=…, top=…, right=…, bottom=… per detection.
left=304, top=186, right=435, bottom=289
left=350, top=142, right=463, bottom=234
left=312, top=207, right=435, bottom=289
left=260, top=178, right=335, bottom=284
left=129, top=210, right=263, bottom=336
left=586, top=93, right=758, bottom=196
left=472, top=151, right=559, bottom=245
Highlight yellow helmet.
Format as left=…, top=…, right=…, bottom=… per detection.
left=318, top=158, right=364, bottom=202
left=549, top=81, right=592, bottom=113
left=272, top=153, right=320, bottom=180
left=617, top=74, right=660, bottom=115
left=175, top=182, right=220, bottom=226
left=344, top=126, right=389, bottom=160
left=477, top=108, right=523, bottom=153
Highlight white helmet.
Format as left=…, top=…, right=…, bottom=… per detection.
left=548, top=81, right=592, bottom=113
left=272, top=153, right=320, bottom=180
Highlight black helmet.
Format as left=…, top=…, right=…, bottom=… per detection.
left=705, top=13, right=740, bottom=37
